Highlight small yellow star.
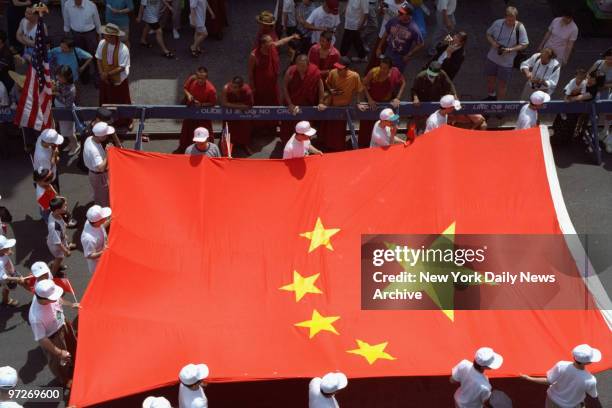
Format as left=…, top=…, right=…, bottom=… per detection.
left=299, top=217, right=340, bottom=253
left=280, top=271, right=323, bottom=302
left=347, top=339, right=396, bottom=365
left=295, top=309, right=340, bottom=339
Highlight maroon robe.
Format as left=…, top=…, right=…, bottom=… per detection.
left=223, top=83, right=254, bottom=146
left=251, top=44, right=280, bottom=137
left=205, top=0, right=228, bottom=38
left=280, top=63, right=321, bottom=143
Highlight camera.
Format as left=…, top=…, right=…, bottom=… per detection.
left=497, top=46, right=505, bottom=56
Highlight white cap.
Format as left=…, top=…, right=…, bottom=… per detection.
left=440, top=94, right=462, bottom=110
left=41, top=128, right=64, bottom=145
left=320, top=372, right=348, bottom=394
left=31, top=261, right=51, bottom=278
left=92, top=122, right=115, bottom=138
left=0, top=235, right=16, bottom=250
left=530, top=90, right=551, bottom=105
left=572, top=344, right=602, bottom=364
left=86, top=205, right=112, bottom=223
left=193, top=127, right=210, bottom=143
left=295, top=121, right=316, bottom=137
left=191, top=397, right=207, bottom=408
left=179, top=363, right=209, bottom=385
left=474, top=347, right=503, bottom=369
left=142, top=396, right=171, bottom=408
left=34, top=279, right=63, bottom=301
left=379, top=108, right=399, bottom=121
left=0, top=366, right=17, bottom=389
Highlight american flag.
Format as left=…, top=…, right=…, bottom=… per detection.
left=14, top=16, right=54, bottom=131
left=220, top=122, right=233, bottom=158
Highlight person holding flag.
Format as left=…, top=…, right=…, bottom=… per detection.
left=0, top=235, right=27, bottom=307
left=516, top=90, right=550, bottom=130
left=81, top=204, right=111, bottom=274
left=308, top=371, right=348, bottom=408
left=283, top=120, right=323, bottom=159
left=425, top=94, right=462, bottom=133
left=450, top=347, right=503, bottom=408
left=178, top=363, right=209, bottom=408
left=185, top=127, right=220, bottom=157
left=370, top=108, right=405, bottom=147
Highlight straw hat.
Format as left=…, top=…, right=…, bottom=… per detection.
left=8, top=71, right=25, bottom=89
left=100, top=23, right=125, bottom=37
left=255, top=11, right=276, bottom=26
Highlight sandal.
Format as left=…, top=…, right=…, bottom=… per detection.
left=139, top=42, right=153, bottom=48
left=2, top=298, right=19, bottom=307
left=163, top=51, right=175, bottom=59
left=189, top=47, right=200, bottom=58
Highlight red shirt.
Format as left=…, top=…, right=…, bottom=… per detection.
left=183, top=77, right=217, bottom=106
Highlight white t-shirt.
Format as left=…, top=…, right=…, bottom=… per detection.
left=81, top=221, right=107, bottom=274
left=425, top=110, right=448, bottom=132
left=308, top=377, right=339, bottom=408
left=307, top=6, right=341, bottom=44
left=178, top=384, right=207, bottom=408
left=379, top=0, right=403, bottom=38
left=0, top=401, right=24, bottom=408
left=95, top=39, right=130, bottom=82
left=516, top=104, right=538, bottom=130
left=546, top=361, right=598, bottom=408
left=452, top=360, right=492, bottom=408
left=0, top=254, right=15, bottom=281
left=141, top=0, right=162, bottom=24
left=564, top=78, right=586, bottom=97
left=370, top=121, right=394, bottom=147
left=33, top=137, right=56, bottom=179
left=436, top=0, right=457, bottom=15
left=47, top=213, right=67, bottom=248
left=283, top=134, right=311, bottom=159
left=544, top=17, right=578, bottom=63
left=283, top=0, right=296, bottom=28
left=28, top=298, right=65, bottom=341
left=344, top=0, right=369, bottom=31
left=83, top=136, right=107, bottom=172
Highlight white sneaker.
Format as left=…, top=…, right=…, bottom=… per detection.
left=173, top=29, right=180, bottom=39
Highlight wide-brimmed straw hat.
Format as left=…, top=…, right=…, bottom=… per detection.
left=100, top=23, right=125, bottom=37
left=255, top=11, right=276, bottom=25
left=8, top=71, right=25, bottom=89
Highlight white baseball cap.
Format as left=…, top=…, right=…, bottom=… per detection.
left=474, top=347, right=503, bottom=369
left=379, top=108, right=399, bottom=122
left=142, top=396, right=171, bottom=408
left=41, top=128, right=64, bottom=145
left=193, top=127, right=210, bottom=143
left=0, top=366, right=18, bottom=389
left=86, top=205, right=112, bottom=223
left=320, top=372, right=348, bottom=394
left=440, top=94, right=462, bottom=110
left=295, top=121, right=316, bottom=137
left=34, top=279, right=63, bottom=301
left=92, top=122, right=115, bottom=138
left=179, top=363, right=209, bottom=385
left=530, top=90, right=551, bottom=106
left=31, top=261, right=51, bottom=278
left=0, top=235, right=16, bottom=250
left=191, top=397, right=207, bottom=408
left=572, top=344, right=602, bottom=364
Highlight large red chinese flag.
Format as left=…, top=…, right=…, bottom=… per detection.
left=70, top=126, right=611, bottom=407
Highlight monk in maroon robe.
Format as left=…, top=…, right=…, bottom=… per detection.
left=254, top=10, right=278, bottom=47
left=205, top=0, right=227, bottom=39
left=307, top=31, right=340, bottom=84
left=221, top=76, right=254, bottom=155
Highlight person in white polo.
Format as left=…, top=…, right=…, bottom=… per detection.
left=185, top=127, right=221, bottom=157
left=142, top=396, right=172, bottom=408
left=283, top=121, right=323, bottom=159
left=191, top=397, right=207, bottom=408
left=178, top=363, right=209, bottom=408
left=450, top=347, right=503, bottom=408
left=425, top=94, right=462, bottom=133
left=521, top=344, right=601, bottom=408
left=81, top=205, right=111, bottom=274
left=0, top=235, right=26, bottom=307
left=33, top=129, right=63, bottom=192
left=516, top=90, right=550, bottom=130
left=309, top=371, right=348, bottom=408
left=370, top=108, right=404, bottom=147
left=84, top=121, right=113, bottom=207
left=0, top=366, right=22, bottom=408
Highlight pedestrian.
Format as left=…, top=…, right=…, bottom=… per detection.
left=49, top=37, right=94, bottom=84
left=370, top=108, right=404, bottom=147
left=484, top=6, right=528, bottom=101
left=137, top=0, right=175, bottom=58
left=83, top=122, right=112, bottom=206
left=283, top=121, right=323, bottom=159
left=77, top=107, right=121, bottom=172
left=47, top=197, right=76, bottom=275
left=281, top=54, right=326, bottom=144
left=308, top=31, right=340, bottom=82
left=537, top=10, right=578, bottom=66
left=33, top=167, right=57, bottom=223
left=28, top=279, right=77, bottom=387
left=450, top=347, right=503, bottom=408
left=105, top=0, right=134, bottom=48
left=205, top=0, right=227, bottom=40
left=62, top=0, right=101, bottom=83
left=375, top=5, right=424, bottom=74
left=185, top=127, right=220, bottom=157
left=16, top=7, right=46, bottom=62
left=0, top=31, right=17, bottom=93
left=190, top=397, right=207, bottom=408
left=308, top=372, right=348, bottom=408
left=516, top=90, right=550, bottom=130
left=563, top=69, right=587, bottom=102
left=282, top=0, right=298, bottom=61
left=0, top=366, right=22, bottom=408
left=53, top=66, right=80, bottom=156
left=588, top=48, right=612, bottom=151
left=0, top=235, right=26, bottom=307
left=519, top=48, right=561, bottom=100
left=295, top=0, right=317, bottom=54
left=30, top=260, right=53, bottom=282
left=361, top=0, right=379, bottom=53
left=339, top=0, right=369, bottom=62
left=33, top=128, right=62, bottom=193
left=178, top=363, right=209, bottom=408
left=175, top=66, right=217, bottom=153
left=428, top=0, right=456, bottom=56
left=521, top=344, right=601, bottom=408
left=425, top=94, right=461, bottom=133
left=188, top=0, right=215, bottom=57
left=411, top=61, right=457, bottom=132
left=81, top=204, right=111, bottom=274
left=305, top=0, right=341, bottom=45
left=221, top=76, right=254, bottom=155
left=360, top=57, right=406, bottom=147
left=5, top=0, right=30, bottom=53
left=427, top=31, right=467, bottom=80
left=142, top=396, right=171, bottom=408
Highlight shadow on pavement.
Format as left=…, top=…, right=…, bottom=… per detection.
left=18, top=347, right=46, bottom=384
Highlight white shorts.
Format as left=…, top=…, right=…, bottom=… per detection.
left=190, top=4, right=207, bottom=33
left=48, top=243, right=65, bottom=259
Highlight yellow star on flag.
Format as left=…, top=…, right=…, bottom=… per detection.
left=299, top=217, right=340, bottom=253
left=279, top=271, right=323, bottom=302
left=295, top=309, right=340, bottom=339
left=347, top=339, right=396, bottom=365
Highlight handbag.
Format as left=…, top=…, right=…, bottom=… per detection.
left=512, top=23, right=527, bottom=69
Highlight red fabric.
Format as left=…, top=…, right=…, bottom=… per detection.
left=308, top=43, right=340, bottom=81
left=70, top=127, right=612, bottom=407
left=223, top=83, right=254, bottom=146
left=318, top=119, right=347, bottom=151
left=37, top=187, right=57, bottom=210
left=254, top=27, right=278, bottom=47
left=280, top=64, right=322, bottom=143
left=252, top=46, right=280, bottom=106
left=367, top=67, right=403, bottom=102
left=177, top=78, right=217, bottom=152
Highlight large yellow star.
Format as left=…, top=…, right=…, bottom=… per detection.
left=279, top=271, right=323, bottom=302
left=299, top=217, right=340, bottom=253
left=295, top=309, right=340, bottom=339
left=347, top=339, right=396, bottom=365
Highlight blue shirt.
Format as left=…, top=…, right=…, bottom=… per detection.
left=384, top=17, right=423, bottom=56
left=49, top=47, right=92, bottom=82
left=105, top=0, right=134, bottom=28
